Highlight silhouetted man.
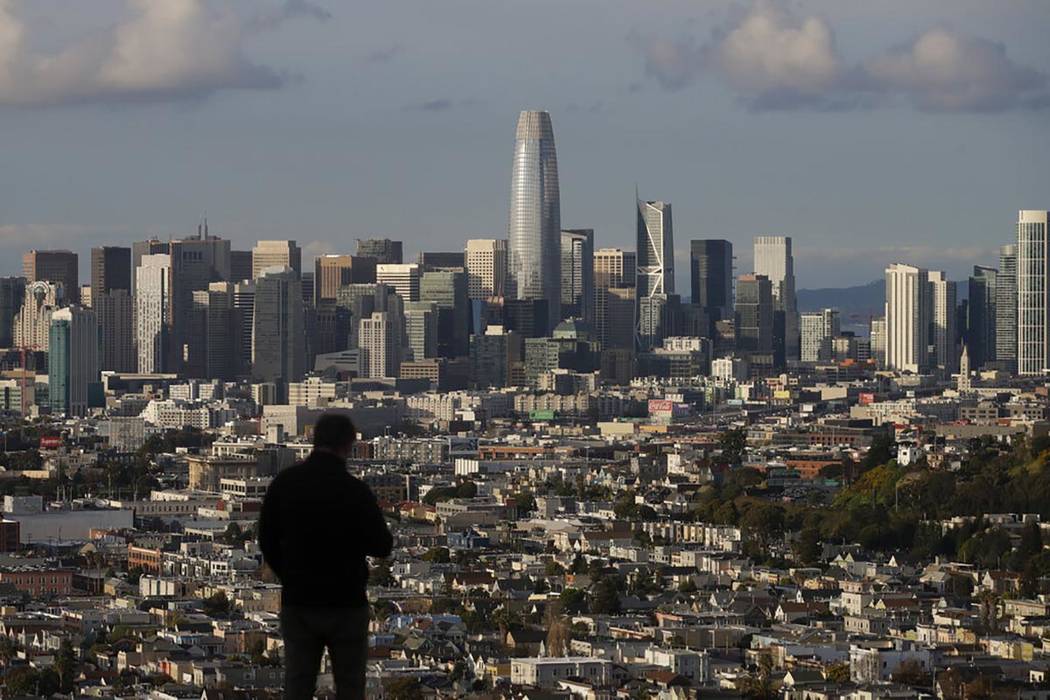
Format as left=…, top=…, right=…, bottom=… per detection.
left=259, top=413, right=393, bottom=700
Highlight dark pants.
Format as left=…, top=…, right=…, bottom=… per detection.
left=280, top=604, right=370, bottom=700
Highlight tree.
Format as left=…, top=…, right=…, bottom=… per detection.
left=825, top=662, right=850, bottom=684
left=455, top=481, right=478, bottom=498
left=422, top=547, right=451, bottom=563
left=560, top=587, right=587, bottom=615
left=545, top=604, right=569, bottom=657
left=892, top=660, right=927, bottom=686
left=371, top=559, right=394, bottom=587
left=202, top=591, right=231, bottom=618
left=590, top=577, right=621, bottom=615
left=54, top=638, right=76, bottom=693
left=384, top=677, right=424, bottom=700
left=794, top=527, right=821, bottom=565
left=0, top=636, right=18, bottom=667
left=719, top=428, right=747, bottom=465
left=739, top=651, right=778, bottom=700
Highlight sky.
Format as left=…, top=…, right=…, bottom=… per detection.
left=0, top=0, right=1047, bottom=289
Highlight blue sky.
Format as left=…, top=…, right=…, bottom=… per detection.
left=0, top=0, right=1047, bottom=288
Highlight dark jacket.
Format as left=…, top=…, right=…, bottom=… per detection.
left=258, top=450, right=393, bottom=607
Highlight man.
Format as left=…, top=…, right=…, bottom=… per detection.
left=259, top=413, right=393, bottom=699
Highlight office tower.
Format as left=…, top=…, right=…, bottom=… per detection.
left=90, top=247, right=131, bottom=299
left=95, top=290, right=135, bottom=372
left=690, top=240, right=734, bottom=333
left=594, top=247, right=637, bottom=351
left=420, top=270, right=469, bottom=357
left=131, top=239, right=170, bottom=293
left=507, top=110, right=561, bottom=325
left=419, top=251, right=465, bottom=271
left=359, top=312, right=401, bottom=378
left=252, top=267, right=306, bottom=385
left=870, top=317, right=887, bottom=367
left=885, top=263, right=930, bottom=373
left=996, top=244, right=1017, bottom=372
left=465, top=239, right=508, bottom=300
left=404, top=301, right=439, bottom=361
left=801, top=309, right=840, bottom=363
left=233, top=281, right=256, bottom=375
left=376, top=263, right=421, bottom=302
left=502, top=299, right=550, bottom=340
left=636, top=199, right=674, bottom=300
left=735, top=275, right=774, bottom=375
left=561, top=229, right=594, bottom=323
left=252, top=240, right=302, bottom=280
left=929, top=271, right=958, bottom=373
left=0, top=278, right=25, bottom=348
left=754, top=236, right=799, bottom=363
left=191, top=283, right=237, bottom=380
left=14, top=280, right=64, bottom=352
left=230, top=250, right=253, bottom=283
left=357, top=238, right=403, bottom=264
left=337, top=282, right=404, bottom=351
left=966, top=266, right=997, bottom=370
left=23, top=250, right=78, bottom=303
left=1018, top=210, right=1050, bottom=375
left=314, top=254, right=376, bottom=305
left=638, top=294, right=681, bottom=351
left=48, top=307, right=99, bottom=417
left=170, top=236, right=232, bottom=376
left=602, top=287, right=637, bottom=352
left=301, top=273, right=315, bottom=309
left=136, top=254, right=172, bottom=373
left=470, top=327, right=516, bottom=388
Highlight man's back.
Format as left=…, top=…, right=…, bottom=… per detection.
left=259, top=450, right=393, bottom=607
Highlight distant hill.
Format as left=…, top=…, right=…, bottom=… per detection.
left=797, top=279, right=884, bottom=323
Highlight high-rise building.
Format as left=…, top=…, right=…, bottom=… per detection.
left=252, top=240, right=302, bottom=280
left=801, top=309, right=840, bottom=363
left=995, top=244, right=1017, bottom=372
left=594, top=248, right=637, bottom=352
left=337, top=282, right=404, bottom=351
left=192, top=282, right=237, bottom=380
left=561, top=229, right=594, bottom=324
left=754, top=236, right=799, bottom=364
left=690, top=240, right=733, bottom=332
left=885, top=263, right=930, bottom=374
left=1018, top=210, right=1050, bottom=375
left=404, top=301, right=439, bottom=361
left=95, top=290, right=135, bottom=372
left=465, top=239, right=507, bottom=300
left=870, top=317, right=887, bottom=367
left=233, top=280, right=256, bottom=375
left=230, top=250, right=253, bottom=283
left=136, top=254, right=172, bottom=373
left=419, top=251, right=464, bottom=271
left=0, top=278, right=26, bottom=348
left=131, top=240, right=170, bottom=293
left=90, top=247, right=132, bottom=299
left=503, top=299, right=549, bottom=339
left=357, top=239, right=403, bottom=265
left=48, top=307, right=99, bottom=417
left=14, top=281, right=63, bottom=352
left=376, top=263, right=421, bottom=302
left=929, top=271, right=958, bottom=373
left=636, top=200, right=674, bottom=300
left=359, top=312, right=401, bottom=378
left=314, top=255, right=376, bottom=305
left=23, top=250, right=78, bottom=303
left=736, top=274, right=774, bottom=374
left=967, top=266, right=997, bottom=370
left=507, top=110, right=561, bottom=325
left=420, top=270, right=469, bottom=357
left=253, top=267, right=306, bottom=385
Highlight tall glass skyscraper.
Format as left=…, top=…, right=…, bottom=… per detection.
left=508, top=110, right=560, bottom=326
left=1018, top=210, right=1050, bottom=376
left=996, top=243, right=1017, bottom=372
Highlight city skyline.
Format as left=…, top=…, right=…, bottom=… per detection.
left=0, top=1, right=1047, bottom=288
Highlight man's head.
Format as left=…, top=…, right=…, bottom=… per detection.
left=312, top=413, right=357, bottom=459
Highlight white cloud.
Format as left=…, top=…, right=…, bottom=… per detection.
left=637, top=1, right=1049, bottom=113
left=865, top=28, right=1049, bottom=112
left=0, top=0, right=283, bottom=106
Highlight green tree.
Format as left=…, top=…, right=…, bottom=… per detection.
left=590, top=577, right=621, bottom=615
left=54, top=638, right=76, bottom=693
left=371, top=559, right=394, bottom=587
left=560, top=587, right=587, bottom=615
left=384, top=677, right=424, bottom=700
left=422, top=547, right=451, bottom=563
left=202, top=591, right=231, bottom=618
left=718, top=428, right=748, bottom=465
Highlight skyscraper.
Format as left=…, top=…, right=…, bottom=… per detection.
left=801, top=309, right=839, bottom=363
left=192, top=282, right=237, bottom=380
left=420, top=270, right=469, bottom=357
left=0, top=278, right=26, bottom=348
left=230, top=250, right=254, bottom=283
left=23, top=250, right=78, bottom=303
left=48, top=307, right=99, bottom=417
left=252, top=240, right=302, bottom=280
left=90, top=247, right=132, bottom=300
left=359, top=312, right=401, bottom=378
left=754, top=236, right=799, bottom=364
left=376, top=263, right=422, bottom=302
left=253, top=267, right=307, bottom=385
left=594, top=248, right=637, bottom=352
left=314, top=254, right=376, bottom=305
left=357, top=239, right=403, bottom=265
left=736, top=274, right=774, bottom=374
left=136, top=254, right=172, bottom=373
left=1018, top=210, right=1050, bottom=375
left=233, top=280, right=256, bottom=375
left=929, top=270, right=958, bottom=373
left=508, top=110, right=561, bottom=325
left=885, top=263, right=930, bottom=373
left=14, top=281, right=63, bottom=352
left=690, top=240, right=734, bottom=332
left=404, top=301, right=439, bottom=361
left=636, top=200, right=674, bottom=299
left=465, top=239, right=507, bottom=300
left=967, top=266, right=997, bottom=369
left=560, top=229, right=594, bottom=323
left=996, top=243, right=1018, bottom=372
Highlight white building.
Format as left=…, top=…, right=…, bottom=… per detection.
left=928, top=270, right=957, bottom=373
left=251, top=240, right=301, bottom=280
left=136, top=254, right=172, bottom=373
left=754, top=236, right=800, bottom=362
left=376, top=263, right=421, bottom=303
left=801, top=309, right=839, bottom=363
left=14, top=281, right=63, bottom=352
left=510, top=657, right=613, bottom=689
left=465, top=239, right=507, bottom=299
left=359, top=312, right=401, bottom=379
left=885, top=263, right=930, bottom=373
left=1018, top=210, right=1050, bottom=375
